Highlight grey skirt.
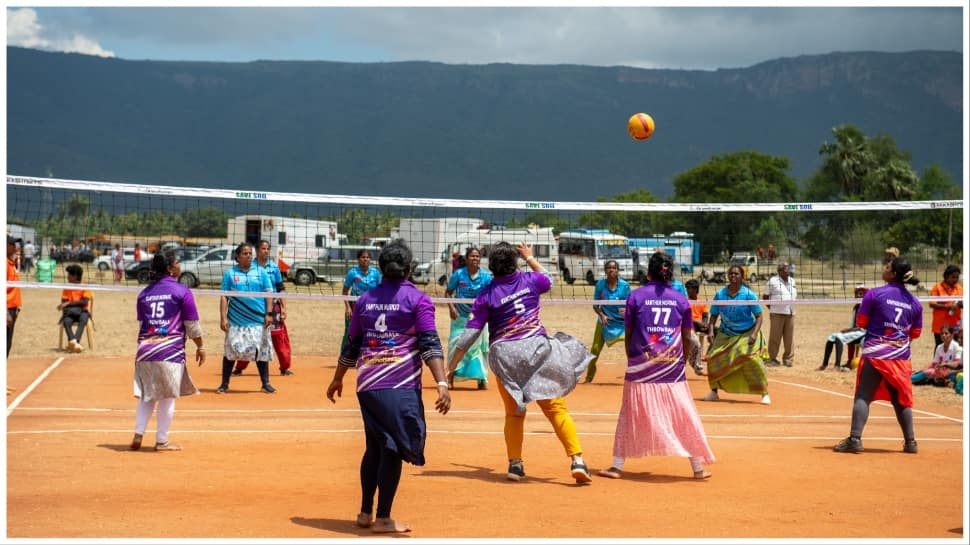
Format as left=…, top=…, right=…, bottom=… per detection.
left=489, top=332, right=593, bottom=415
left=133, top=360, right=198, bottom=403
left=223, top=325, right=274, bottom=362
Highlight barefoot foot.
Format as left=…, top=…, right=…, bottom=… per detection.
left=597, top=467, right=622, bottom=479
left=372, top=518, right=411, bottom=533
left=693, top=469, right=712, bottom=479
left=356, top=512, right=374, bottom=528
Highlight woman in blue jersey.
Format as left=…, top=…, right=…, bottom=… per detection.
left=341, top=248, right=381, bottom=351
left=702, top=264, right=771, bottom=405
left=446, top=241, right=594, bottom=484
left=131, top=251, right=206, bottom=452
left=326, top=240, right=451, bottom=534
left=445, top=246, right=493, bottom=389
left=598, top=252, right=714, bottom=480
left=834, top=256, right=922, bottom=454
left=584, top=259, right=630, bottom=383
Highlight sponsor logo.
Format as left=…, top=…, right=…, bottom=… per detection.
left=525, top=202, right=556, bottom=209
left=784, top=203, right=813, bottom=210
left=235, top=191, right=268, bottom=199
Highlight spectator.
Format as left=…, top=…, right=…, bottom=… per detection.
left=818, top=285, right=868, bottom=372
left=111, top=244, right=124, bottom=282
left=446, top=242, right=594, bottom=484
left=57, top=264, right=93, bottom=353
left=133, top=243, right=142, bottom=262
left=7, top=235, right=23, bottom=360
left=21, top=240, right=35, bottom=274
left=763, top=261, right=797, bottom=367
left=341, top=249, right=381, bottom=352
left=685, top=279, right=709, bottom=375
left=131, top=251, right=205, bottom=451
left=928, top=265, right=963, bottom=347
left=912, top=324, right=962, bottom=388
left=833, top=256, right=922, bottom=454
left=584, top=260, right=630, bottom=383
left=326, top=240, right=451, bottom=533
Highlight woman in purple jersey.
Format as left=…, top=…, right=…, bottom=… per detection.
left=834, top=256, right=923, bottom=454
left=598, top=252, right=715, bottom=480
left=446, top=241, right=594, bottom=484
left=130, top=251, right=206, bottom=452
left=326, top=240, right=451, bottom=534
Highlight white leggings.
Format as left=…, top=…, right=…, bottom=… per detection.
left=134, top=398, right=176, bottom=444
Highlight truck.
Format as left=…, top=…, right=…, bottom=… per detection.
left=557, top=229, right=635, bottom=285
left=703, top=252, right=772, bottom=284
left=628, top=232, right=700, bottom=282
left=412, top=226, right=558, bottom=286
left=226, top=215, right=342, bottom=266
left=396, top=217, right=484, bottom=268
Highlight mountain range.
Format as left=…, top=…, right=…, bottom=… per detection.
left=5, top=46, right=963, bottom=202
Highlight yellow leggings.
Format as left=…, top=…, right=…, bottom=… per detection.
left=496, top=380, right=583, bottom=460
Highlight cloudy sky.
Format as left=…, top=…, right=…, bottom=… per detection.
left=4, top=3, right=966, bottom=70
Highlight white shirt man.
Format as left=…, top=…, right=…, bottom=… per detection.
left=763, top=260, right=797, bottom=367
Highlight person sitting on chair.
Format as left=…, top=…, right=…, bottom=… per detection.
left=58, top=264, right=93, bottom=353
left=818, top=285, right=868, bottom=372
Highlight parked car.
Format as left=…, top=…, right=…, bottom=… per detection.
left=176, top=245, right=238, bottom=288
left=286, top=245, right=379, bottom=286
left=125, top=247, right=206, bottom=284
left=94, top=247, right=153, bottom=270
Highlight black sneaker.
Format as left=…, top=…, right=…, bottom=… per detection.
left=281, top=369, right=294, bottom=376
left=766, top=360, right=782, bottom=367
left=571, top=460, right=592, bottom=483
left=261, top=383, right=277, bottom=394
left=215, top=384, right=229, bottom=394
left=477, top=381, right=487, bottom=390
left=833, top=436, right=864, bottom=453
left=903, top=440, right=918, bottom=454
left=506, top=460, right=525, bottom=481
left=231, top=369, right=243, bottom=376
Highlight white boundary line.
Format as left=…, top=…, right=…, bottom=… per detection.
left=772, top=379, right=965, bottom=423
left=6, top=357, right=65, bottom=418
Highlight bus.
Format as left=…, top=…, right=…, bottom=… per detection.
left=414, top=227, right=558, bottom=286
left=557, top=229, right=634, bottom=285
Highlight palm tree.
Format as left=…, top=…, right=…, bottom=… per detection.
left=818, top=125, right=874, bottom=198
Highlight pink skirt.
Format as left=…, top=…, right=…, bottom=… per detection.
left=612, top=380, right=715, bottom=465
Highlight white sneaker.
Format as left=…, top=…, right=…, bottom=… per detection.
left=67, top=340, right=80, bottom=353
left=760, top=394, right=771, bottom=405
left=702, top=390, right=719, bottom=401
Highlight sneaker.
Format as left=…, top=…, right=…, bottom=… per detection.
left=506, top=460, right=525, bottom=481
left=760, top=394, right=772, bottom=405
left=261, top=383, right=277, bottom=394
left=903, top=440, right=918, bottom=454
left=783, top=361, right=793, bottom=367
left=215, top=384, right=229, bottom=394
left=477, top=381, right=487, bottom=390
left=130, top=433, right=143, bottom=451
left=693, top=365, right=706, bottom=376
left=765, top=359, right=781, bottom=367
left=231, top=369, right=243, bottom=376
left=702, top=390, right=720, bottom=402
left=571, top=460, right=592, bottom=484
left=833, top=436, right=864, bottom=453
left=281, top=369, right=294, bottom=376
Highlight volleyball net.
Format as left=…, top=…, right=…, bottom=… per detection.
left=5, top=175, right=964, bottom=307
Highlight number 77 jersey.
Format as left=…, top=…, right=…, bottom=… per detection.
left=623, top=280, right=693, bottom=383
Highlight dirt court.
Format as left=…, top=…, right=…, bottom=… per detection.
left=4, top=285, right=966, bottom=539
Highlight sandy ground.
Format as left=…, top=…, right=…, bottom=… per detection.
left=6, top=277, right=961, bottom=408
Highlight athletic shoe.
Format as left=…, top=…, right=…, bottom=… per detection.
left=571, top=461, right=592, bottom=484
left=702, top=390, right=720, bottom=402
left=506, top=460, right=525, bottom=481
left=477, top=381, right=487, bottom=390
left=261, top=383, right=277, bottom=394
left=130, top=433, right=143, bottom=451
left=231, top=369, right=243, bottom=376
left=783, top=361, right=793, bottom=367
left=833, top=436, right=864, bottom=453
left=903, top=440, right=918, bottom=454
left=760, top=394, right=772, bottom=405
left=281, top=369, right=294, bottom=376
left=765, top=359, right=781, bottom=367
left=215, top=384, right=229, bottom=394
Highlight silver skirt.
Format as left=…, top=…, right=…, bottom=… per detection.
left=489, top=332, right=592, bottom=414
left=133, top=360, right=198, bottom=402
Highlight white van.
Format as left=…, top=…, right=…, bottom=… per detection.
left=557, top=229, right=634, bottom=285
left=413, top=227, right=558, bottom=286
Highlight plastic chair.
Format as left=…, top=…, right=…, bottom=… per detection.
left=58, top=298, right=95, bottom=351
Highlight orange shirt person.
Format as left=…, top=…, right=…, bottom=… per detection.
left=929, top=265, right=962, bottom=346
left=7, top=235, right=23, bottom=359
left=58, top=264, right=94, bottom=353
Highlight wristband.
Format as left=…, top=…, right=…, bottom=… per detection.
left=437, top=381, right=449, bottom=389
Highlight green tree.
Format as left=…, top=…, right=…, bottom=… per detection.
left=671, top=151, right=798, bottom=261
left=182, top=208, right=229, bottom=238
